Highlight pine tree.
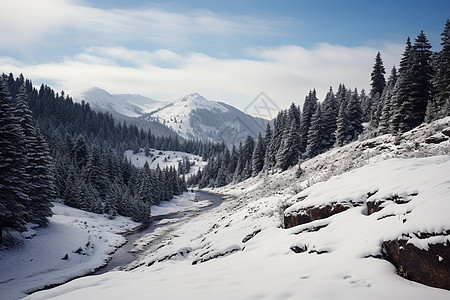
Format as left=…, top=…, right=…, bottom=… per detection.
left=321, top=87, right=339, bottom=150
left=306, top=103, right=324, bottom=158
left=14, top=85, right=54, bottom=226
left=276, top=119, right=300, bottom=171
left=265, top=112, right=284, bottom=172
left=390, top=37, right=413, bottom=134
left=370, top=52, right=386, bottom=99
left=335, top=100, right=351, bottom=147
left=227, top=145, right=238, bottom=182
left=251, top=132, right=265, bottom=176
left=347, top=89, right=364, bottom=141
left=377, top=66, right=398, bottom=134
left=431, top=19, right=450, bottom=119
left=0, top=79, right=28, bottom=243
left=299, top=90, right=318, bottom=153
left=399, top=31, right=434, bottom=132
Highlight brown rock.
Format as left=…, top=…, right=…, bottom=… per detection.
left=284, top=203, right=349, bottom=229
left=424, top=133, right=448, bottom=144
left=382, top=237, right=450, bottom=290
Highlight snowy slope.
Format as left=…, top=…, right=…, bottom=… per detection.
left=124, top=148, right=206, bottom=175
left=25, top=118, right=450, bottom=300
left=71, top=87, right=164, bottom=118
left=0, top=203, right=139, bottom=300
left=142, top=93, right=269, bottom=145
left=0, top=194, right=211, bottom=300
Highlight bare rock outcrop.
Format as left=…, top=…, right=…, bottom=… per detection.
left=382, top=234, right=450, bottom=290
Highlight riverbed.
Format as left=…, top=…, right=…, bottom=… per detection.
left=93, top=191, right=224, bottom=275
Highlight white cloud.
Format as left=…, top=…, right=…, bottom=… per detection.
left=0, top=0, right=289, bottom=53
left=0, top=43, right=403, bottom=111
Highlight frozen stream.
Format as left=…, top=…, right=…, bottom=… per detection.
left=92, top=191, right=224, bottom=275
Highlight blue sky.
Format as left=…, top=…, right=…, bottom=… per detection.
left=0, top=0, right=448, bottom=110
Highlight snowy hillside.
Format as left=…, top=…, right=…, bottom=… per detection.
left=25, top=118, right=450, bottom=299
left=124, top=148, right=206, bottom=175
left=71, top=87, right=164, bottom=118
left=0, top=203, right=139, bottom=300
left=142, top=93, right=269, bottom=145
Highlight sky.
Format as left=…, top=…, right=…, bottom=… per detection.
left=0, top=0, right=449, bottom=110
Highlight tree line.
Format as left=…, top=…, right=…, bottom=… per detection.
left=189, top=20, right=450, bottom=188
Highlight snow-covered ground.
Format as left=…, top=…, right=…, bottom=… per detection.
left=151, top=192, right=211, bottom=216
left=124, top=148, right=206, bottom=175
left=0, top=203, right=139, bottom=300
left=0, top=193, right=210, bottom=300
left=24, top=118, right=450, bottom=300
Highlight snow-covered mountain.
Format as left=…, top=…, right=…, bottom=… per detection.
left=70, top=87, right=178, bottom=137
left=71, top=87, right=164, bottom=118
left=71, top=89, right=268, bottom=144
left=141, top=93, right=269, bottom=145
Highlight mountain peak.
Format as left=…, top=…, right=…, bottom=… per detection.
left=71, top=87, right=163, bottom=118
left=180, top=92, right=208, bottom=102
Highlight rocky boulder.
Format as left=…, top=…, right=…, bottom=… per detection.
left=284, top=202, right=353, bottom=229
left=382, top=233, right=450, bottom=290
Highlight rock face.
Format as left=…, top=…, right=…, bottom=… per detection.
left=382, top=237, right=450, bottom=290
left=284, top=203, right=350, bottom=229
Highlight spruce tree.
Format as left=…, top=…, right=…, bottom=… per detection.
left=0, top=79, right=28, bottom=243
left=306, top=103, right=324, bottom=158
left=251, top=132, right=265, bottom=176
left=321, top=87, right=339, bottom=150
left=264, top=112, right=284, bottom=172
left=276, top=119, right=299, bottom=171
left=390, top=37, right=413, bottom=134
left=335, top=101, right=351, bottom=147
left=347, top=89, right=364, bottom=141
left=370, top=52, right=386, bottom=99
left=377, top=66, right=398, bottom=134
left=399, top=31, right=434, bottom=132
left=431, top=19, right=450, bottom=118
left=14, top=85, right=55, bottom=226
left=299, top=90, right=318, bottom=153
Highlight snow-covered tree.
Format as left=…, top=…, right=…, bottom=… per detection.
left=430, top=19, right=450, bottom=119
left=252, top=132, right=265, bottom=176
left=0, top=79, right=28, bottom=243
left=398, top=31, right=434, bottom=132
left=300, top=90, right=318, bottom=153
left=347, top=89, right=364, bottom=141
left=370, top=52, right=386, bottom=99
left=306, top=103, right=324, bottom=158
left=321, top=87, right=339, bottom=150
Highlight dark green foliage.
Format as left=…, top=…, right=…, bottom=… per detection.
left=306, top=103, right=324, bottom=158
left=389, top=37, right=413, bottom=134
left=252, top=132, right=265, bottom=176
left=0, top=79, right=28, bottom=240
left=334, top=100, right=351, bottom=147
left=377, top=66, right=398, bottom=134
left=370, top=52, right=386, bottom=99
left=300, top=90, right=318, bottom=153
left=398, top=31, right=434, bottom=132
left=347, top=89, right=364, bottom=141
left=429, top=19, right=450, bottom=120
left=321, top=87, right=339, bottom=149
